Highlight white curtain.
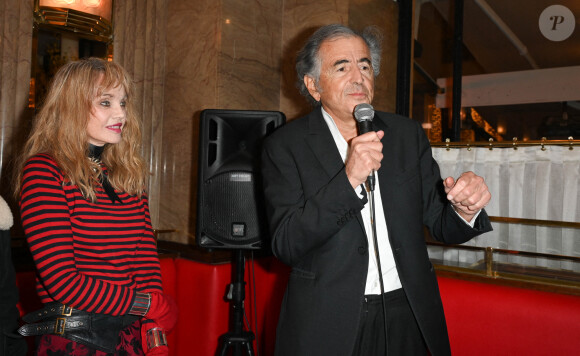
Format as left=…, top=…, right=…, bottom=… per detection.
left=430, top=145, right=580, bottom=271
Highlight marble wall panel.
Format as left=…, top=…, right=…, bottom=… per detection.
left=218, top=0, right=283, bottom=110
left=159, top=0, right=221, bottom=244
left=0, top=0, right=34, bottom=204
left=114, top=0, right=168, bottom=228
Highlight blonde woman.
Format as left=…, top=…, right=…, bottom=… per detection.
left=16, top=58, right=176, bottom=356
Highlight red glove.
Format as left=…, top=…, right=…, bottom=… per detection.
left=145, top=293, right=178, bottom=332
left=141, top=321, right=169, bottom=356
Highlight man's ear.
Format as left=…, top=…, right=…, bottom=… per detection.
left=304, top=75, right=321, bottom=102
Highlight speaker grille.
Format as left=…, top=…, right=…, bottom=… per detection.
left=199, top=171, right=264, bottom=249
left=196, top=109, right=285, bottom=250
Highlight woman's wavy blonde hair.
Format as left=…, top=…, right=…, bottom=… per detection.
left=15, top=57, right=146, bottom=202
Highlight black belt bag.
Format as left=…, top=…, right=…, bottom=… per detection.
left=18, top=302, right=139, bottom=353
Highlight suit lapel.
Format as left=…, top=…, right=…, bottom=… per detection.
left=304, top=109, right=345, bottom=179
left=305, top=108, right=367, bottom=234
left=374, top=114, right=395, bottom=232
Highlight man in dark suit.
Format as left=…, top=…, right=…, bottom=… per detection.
left=261, top=24, right=492, bottom=356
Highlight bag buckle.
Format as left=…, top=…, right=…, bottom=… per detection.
left=55, top=318, right=66, bottom=335
left=61, top=305, right=73, bottom=316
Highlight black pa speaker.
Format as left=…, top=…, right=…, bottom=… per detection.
left=196, top=109, right=285, bottom=250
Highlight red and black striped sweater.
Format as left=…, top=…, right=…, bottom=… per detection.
left=19, top=153, right=163, bottom=316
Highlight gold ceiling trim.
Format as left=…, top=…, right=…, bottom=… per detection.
left=34, top=6, right=112, bottom=41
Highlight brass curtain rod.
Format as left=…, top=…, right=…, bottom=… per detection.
left=431, top=137, right=577, bottom=150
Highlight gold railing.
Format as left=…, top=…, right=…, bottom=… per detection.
left=429, top=241, right=580, bottom=295
left=489, top=216, right=580, bottom=229
left=429, top=137, right=580, bottom=294
left=431, top=137, right=578, bottom=150
left=431, top=136, right=580, bottom=150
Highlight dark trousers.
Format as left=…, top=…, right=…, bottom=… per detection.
left=351, top=288, right=428, bottom=356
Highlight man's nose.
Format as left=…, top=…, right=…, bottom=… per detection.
left=351, top=67, right=365, bottom=84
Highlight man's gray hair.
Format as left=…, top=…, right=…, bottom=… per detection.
left=295, top=24, right=383, bottom=106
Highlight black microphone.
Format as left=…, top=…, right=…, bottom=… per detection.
left=353, top=103, right=376, bottom=191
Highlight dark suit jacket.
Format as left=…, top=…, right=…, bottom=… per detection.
left=261, top=108, right=492, bottom=356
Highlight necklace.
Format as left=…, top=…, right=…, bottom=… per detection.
left=88, top=144, right=122, bottom=203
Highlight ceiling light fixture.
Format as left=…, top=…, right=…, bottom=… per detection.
left=34, top=0, right=113, bottom=41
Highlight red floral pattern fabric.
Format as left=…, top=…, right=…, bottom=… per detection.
left=35, top=320, right=144, bottom=356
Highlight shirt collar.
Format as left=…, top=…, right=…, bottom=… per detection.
left=320, top=107, right=349, bottom=163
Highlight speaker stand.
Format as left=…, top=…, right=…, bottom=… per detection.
left=218, top=249, right=256, bottom=356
